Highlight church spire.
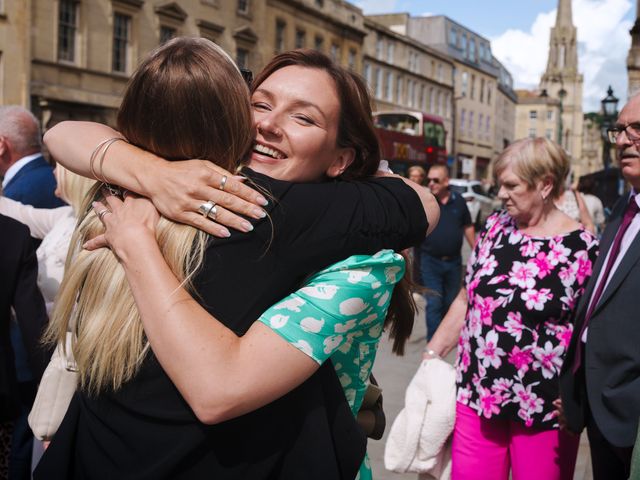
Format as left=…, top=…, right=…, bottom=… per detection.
left=543, top=0, right=578, bottom=76
left=556, top=0, right=573, bottom=27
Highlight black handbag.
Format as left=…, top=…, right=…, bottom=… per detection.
left=356, top=374, right=386, bottom=440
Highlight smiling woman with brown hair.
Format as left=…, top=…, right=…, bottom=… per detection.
left=37, top=44, right=438, bottom=479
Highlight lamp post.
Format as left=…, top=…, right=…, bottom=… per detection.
left=601, top=85, right=619, bottom=170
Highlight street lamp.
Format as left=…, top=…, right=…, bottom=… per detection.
left=601, top=85, right=619, bottom=170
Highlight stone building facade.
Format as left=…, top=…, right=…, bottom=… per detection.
left=362, top=16, right=454, bottom=153
left=1, top=0, right=365, bottom=129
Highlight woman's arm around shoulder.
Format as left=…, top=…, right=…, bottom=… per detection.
left=91, top=196, right=402, bottom=424
left=44, top=121, right=269, bottom=237
left=0, top=197, right=68, bottom=239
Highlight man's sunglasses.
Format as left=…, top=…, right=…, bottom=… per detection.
left=427, top=178, right=441, bottom=184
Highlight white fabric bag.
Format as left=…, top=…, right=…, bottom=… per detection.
left=384, top=357, right=456, bottom=479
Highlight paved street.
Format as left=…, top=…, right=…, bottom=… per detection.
left=366, top=288, right=593, bottom=480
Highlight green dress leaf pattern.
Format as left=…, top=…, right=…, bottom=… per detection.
left=258, top=249, right=405, bottom=480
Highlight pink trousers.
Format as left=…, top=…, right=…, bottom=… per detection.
left=451, top=402, right=579, bottom=480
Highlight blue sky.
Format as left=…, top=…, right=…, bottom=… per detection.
left=357, top=0, right=636, bottom=111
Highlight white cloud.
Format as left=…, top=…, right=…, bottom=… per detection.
left=491, top=0, right=633, bottom=111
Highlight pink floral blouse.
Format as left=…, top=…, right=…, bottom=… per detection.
left=456, top=211, right=598, bottom=429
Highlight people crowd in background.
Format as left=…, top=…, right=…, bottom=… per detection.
left=1, top=38, right=639, bottom=480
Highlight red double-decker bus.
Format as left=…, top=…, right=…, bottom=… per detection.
left=373, top=111, right=447, bottom=176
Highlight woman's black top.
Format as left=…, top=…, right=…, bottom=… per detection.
left=35, top=169, right=428, bottom=480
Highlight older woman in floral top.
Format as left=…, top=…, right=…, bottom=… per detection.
left=427, top=137, right=598, bottom=480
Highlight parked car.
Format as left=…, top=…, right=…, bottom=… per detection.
left=449, top=179, right=499, bottom=229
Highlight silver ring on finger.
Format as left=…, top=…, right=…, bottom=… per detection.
left=207, top=205, right=218, bottom=221
left=97, top=209, right=111, bottom=221
left=219, top=175, right=228, bottom=191
left=198, top=200, right=216, bottom=218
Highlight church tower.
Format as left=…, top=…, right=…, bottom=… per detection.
left=540, top=0, right=584, bottom=166
left=628, top=0, right=640, bottom=97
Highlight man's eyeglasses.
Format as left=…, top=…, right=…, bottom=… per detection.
left=607, top=122, right=640, bottom=143
left=427, top=178, right=441, bottom=184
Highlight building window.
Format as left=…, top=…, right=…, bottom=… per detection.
left=479, top=43, right=484, bottom=61
left=160, top=26, right=176, bottom=44
left=469, top=39, right=476, bottom=61
left=529, top=110, right=538, bottom=120
left=330, top=43, right=339, bottom=62
left=470, top=75, right=475, bottom=100
left=376, top=34, right=383, bottom=59
left=461, top=71, right=468, bottom=96
left=449, top=27, right=457, bottom=46
left=295, top=29, right=306, bottom=49
left=275, top=20, right=286, bottom=53
left=487, top=83, right=492, bottom=105
left=461, top=34, right=467, bottom=56
left=314, top=35, right=324, bottom=51
left=396, top=76, right=402, bottom=104
left=387, top=42, right=394, bottom=62
left=547, top=110, right=554, bottom=120
left=437, top=63, right=443, bottom=81
left=478, top=113, right=483, bottom=139
left=375, top=67, right=382, bottom=98
left=112, top=13, right=131, bottom=73
left=429, top=87, right=435, bottom=113
left=437, top=91, right=442, bottom=116
left=58, top=0, right=78, bottom=62
left=529, top=128, right=536, bottom=138
left=468, top=111, right=474, bottom=136
left=237, top=0, right=249, bottom=14
left=386, top=71, right=393, bottom=101
left=486, top=115, right=491, bottom=136
left=348, top=49, right=356, bottom=70
left=446, top=93, right=451, bottom=118
left=420, top=85, right=425, bottom=110
left=236, top=48, right=249, bottom=70
left=545, top=129, right=553, bottom=139
left=363, top=63, right=371, bottom=87
left=480, top=78, right=485, bottom=103
left=460, top=108, right=466, bottom=134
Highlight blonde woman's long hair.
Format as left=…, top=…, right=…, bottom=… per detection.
left=45, top=37, right=254, bottom=394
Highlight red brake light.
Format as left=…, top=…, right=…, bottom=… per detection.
left=426, top=146, right=434, bottom=154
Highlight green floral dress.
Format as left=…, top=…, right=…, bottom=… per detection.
left=259, top=249, right=405, bottom=480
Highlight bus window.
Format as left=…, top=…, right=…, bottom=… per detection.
left=374, top=113, right=419, bottom=136
left=424, top=121, right=445, bottom=148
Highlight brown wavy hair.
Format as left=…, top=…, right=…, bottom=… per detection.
left=47, top=37, right=254, bottom=393
left=253, top=49, right=416, bottom=354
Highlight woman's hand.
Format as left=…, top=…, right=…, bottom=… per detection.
left=86, top=191, right=160, bottom=260
left=142, top=160, right=269, bottom=238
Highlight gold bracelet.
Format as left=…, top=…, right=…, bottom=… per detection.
left=97, top=137, right=126, bottom=185
left=89, top=137, right=118, bottom=181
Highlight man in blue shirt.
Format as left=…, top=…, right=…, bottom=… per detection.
left=417, top=165, right=474, bottom=341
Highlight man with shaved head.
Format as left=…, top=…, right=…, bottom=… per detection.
left=0, top=106, right=63, bottom=208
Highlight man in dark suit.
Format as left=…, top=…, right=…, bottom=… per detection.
left=0, top=215, right=48, bottom=478
left=0, top=106, right=60, bottom=479
left=0, top=106, right=64, bottom=208
left=560, top=94, right=640, bottom=479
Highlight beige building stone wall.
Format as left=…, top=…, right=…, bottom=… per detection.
left=0, top=0, right=32, bottom=106
left=3, top=0, right=366, bottom=130
left=362, top=17, right=454, bottom=153
left=454, top=60, right=496, bottom=180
